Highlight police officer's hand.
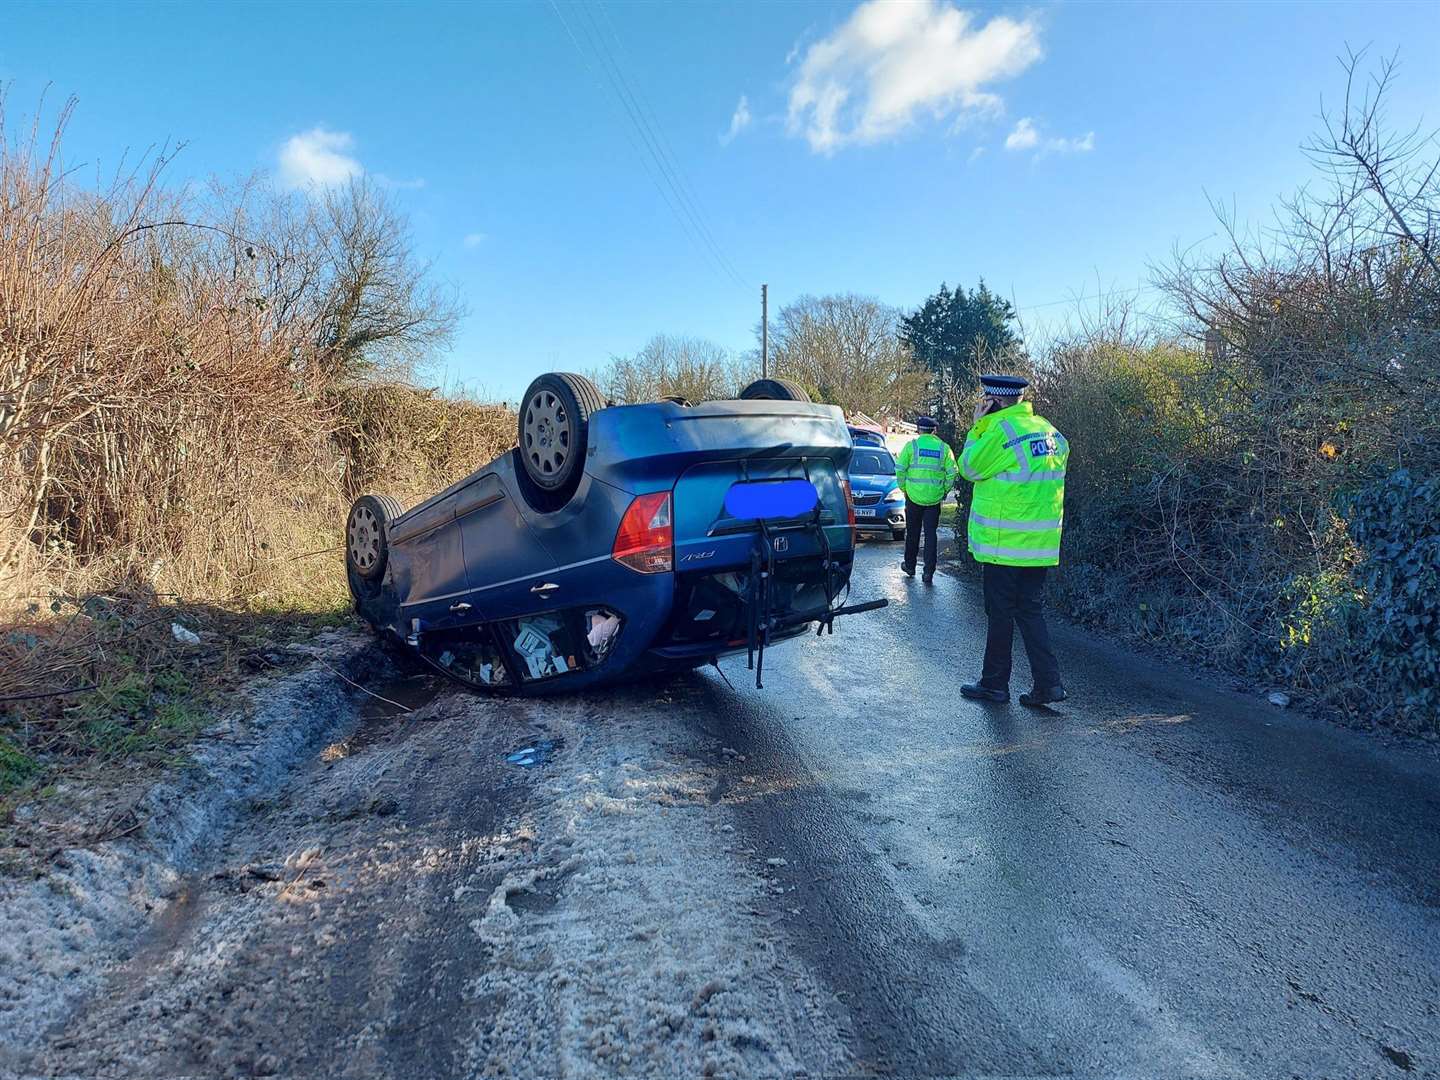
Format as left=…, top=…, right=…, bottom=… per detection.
left=973, top=396, right=993, bottom=424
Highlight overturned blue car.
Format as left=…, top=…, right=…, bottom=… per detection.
left=345, top=373, right=886, bottom=693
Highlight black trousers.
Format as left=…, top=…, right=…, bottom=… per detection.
left=980, top=563, right=1062, bottom=691
left=903, top=499, right=942, bottom=575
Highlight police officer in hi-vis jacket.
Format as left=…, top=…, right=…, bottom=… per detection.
left=894, top=415, right=958, bottom=585
left=957, top=374, right=1070, bottom=707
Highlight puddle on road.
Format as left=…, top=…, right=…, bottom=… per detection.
left=320, top=672, right=445, bottom=762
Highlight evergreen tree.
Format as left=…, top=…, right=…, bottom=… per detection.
left=900, top=281, right=1022, bottom=438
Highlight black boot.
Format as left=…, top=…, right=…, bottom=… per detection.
left=1019, top=685, right=1067, bottom=707
left=922, top=571, right=934, bottom=585
left=961, top=682, right=1009, bottom=703
left=901, top=562, right=915, bottom=578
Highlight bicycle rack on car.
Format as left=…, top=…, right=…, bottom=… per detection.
left=741, top=458, right=888, bottom=690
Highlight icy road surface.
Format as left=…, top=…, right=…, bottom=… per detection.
left=710, top=541, right=1440, bottom=1076
left=18, top=541, right=1440, bottom=1077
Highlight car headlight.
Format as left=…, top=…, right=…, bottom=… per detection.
left=884, top=488, right=904, bottom=502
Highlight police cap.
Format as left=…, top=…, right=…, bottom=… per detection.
left=980, top=374, right=1029, bottom=398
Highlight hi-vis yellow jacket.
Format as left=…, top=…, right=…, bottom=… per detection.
left=959, top=402, right=1068, bottom=566
left=895, top=433, right=959, bottom=506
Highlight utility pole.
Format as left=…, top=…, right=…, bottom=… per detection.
left=761, top=284, right=769, bottom=379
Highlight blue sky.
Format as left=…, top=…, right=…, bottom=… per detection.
left=5, top=0, right=1438, bottom=400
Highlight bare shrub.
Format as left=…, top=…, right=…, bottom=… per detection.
left=244, top=177, right=462, bottom=382
left=0, top=101, right=340, bottom=613
left=0, top=99, right=485, bottom=620
left=333, top=383, right=514, bottom=506
left=1029, top=52, right=1439, bottom=730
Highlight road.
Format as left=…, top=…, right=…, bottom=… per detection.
left=708, top=539, right=1440, bottom=1076
left=20, top=540, right=1440, bottom=1078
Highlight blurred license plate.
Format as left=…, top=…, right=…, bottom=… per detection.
left=724, top=479, right=819, bottom=520
left=855, top=508, right=877, bottom=517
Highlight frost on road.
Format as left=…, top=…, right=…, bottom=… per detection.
left=464, top=692, right=845, bottom=1077
left=9, top=547, right=1440, bottom=1078
left=17, top=677, right=847, bottom=1079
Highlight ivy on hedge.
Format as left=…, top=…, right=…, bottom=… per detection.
left=1341, top=469, right=1440, bottom=730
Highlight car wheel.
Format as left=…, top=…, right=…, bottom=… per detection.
left=738, top=377, right=811, bottom=402
left=346, top=493, right=404, bottom=582
left=518, top=372, right=604, bottom=495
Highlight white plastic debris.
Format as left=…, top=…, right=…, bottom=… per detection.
left=1268, top=691, right=1291, bottom=708
left=587, top=611, right=621, bottom=655
left=171, top=622, right=201, bottom=646
left=514, top=615, right=566, bottom=679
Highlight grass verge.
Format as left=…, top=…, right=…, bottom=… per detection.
left=1, top=594, right=355, bottom=857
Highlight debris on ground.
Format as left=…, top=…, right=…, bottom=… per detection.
left=170, top=622, right=202, bottom=645
left=1268, top=691, right=1292, bottom=708
left=461, top=692, right=848, bottom=1077
left=505, top=739, right=560, bottom=768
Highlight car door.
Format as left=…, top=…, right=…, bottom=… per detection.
left=453, top=473, right=559, bottom=619
left=388, top=491, right=468, bottom=631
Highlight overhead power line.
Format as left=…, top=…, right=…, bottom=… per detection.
left=548, top=0, right=747, bottom=290
left=589, top=0, right=748, bottom=288
left=1013, top=283, right=1164, bottom=313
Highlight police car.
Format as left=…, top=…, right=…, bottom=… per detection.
left=845, top=434, right=906, bottom=541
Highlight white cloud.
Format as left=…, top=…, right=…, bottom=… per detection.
left=1049, top=131, right=1095, bottom=154
left=462, top=232, right=487, bottom=249
left=1004, top=117, right=1038, bottom=151
left=719, top=95, right=753, bottom=146
left=967, top=145, right=987, bottom=163
left=1004, top=117, right=1095, bottom=157
left=278, top=127, right=363, bottom=188
left=787, top=0, right=1042, bottom=154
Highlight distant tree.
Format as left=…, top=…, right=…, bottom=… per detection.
left=900, top=281, right=1023, bottom=437
left=768, top=293, right=928, bottom=418
left=592, top=335, right=749, bottom=404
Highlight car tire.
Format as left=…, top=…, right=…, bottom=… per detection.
left=346, top=493, right=403, bottom=582
left=738, top=377, right=811, bottom=402
left=518, top=372, right=604, bottom=496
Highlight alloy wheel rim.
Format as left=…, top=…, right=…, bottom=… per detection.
left=348, top=506, right=380, bottom=571
left=523, top=389, right=569, bottom=478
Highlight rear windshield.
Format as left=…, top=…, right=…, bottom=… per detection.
left=851, top=449, right=895, bottom=476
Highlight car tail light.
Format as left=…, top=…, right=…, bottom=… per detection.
left=613, top=491, right=673, bottom=573
left=839, top=478, right=857, bottom=530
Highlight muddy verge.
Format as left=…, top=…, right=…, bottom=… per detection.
left=0, top=630, right=384, bottom=1059
left=14, top=675, right=848, bottom=1079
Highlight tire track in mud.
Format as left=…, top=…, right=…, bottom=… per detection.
left=26, top=675, right=850, bottom=1079
left=27, top=681, right=546, bottom=1079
